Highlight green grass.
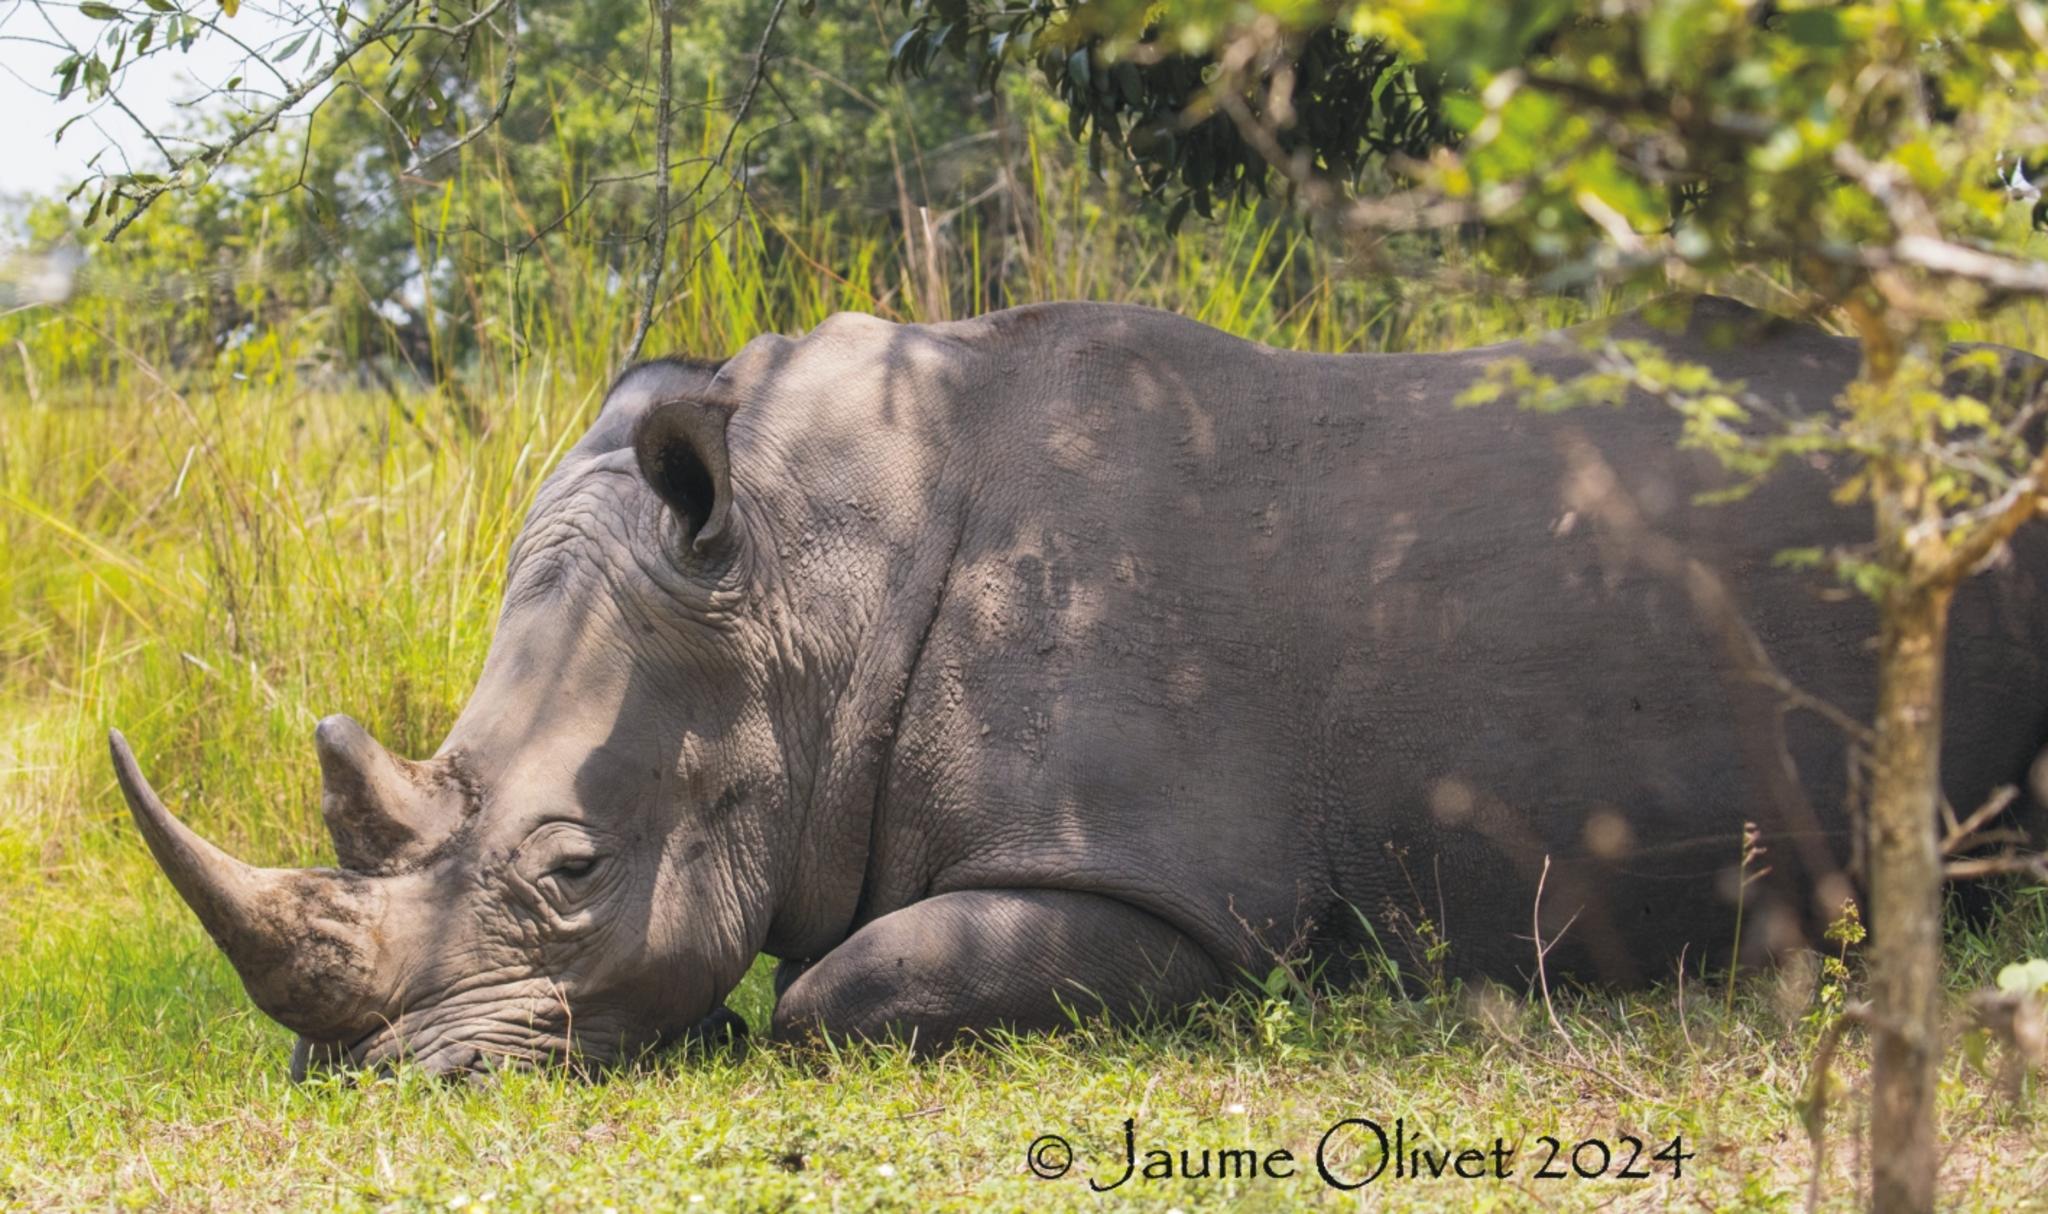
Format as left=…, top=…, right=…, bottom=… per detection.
left=3, top=884, right=2045, bottom=1211
left=6, top=162, right=2048, bottom=1210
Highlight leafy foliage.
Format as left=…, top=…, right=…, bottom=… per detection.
left=892, top=1, right=2046, bottom=268
left=889, top=1, right=1457, bottom=231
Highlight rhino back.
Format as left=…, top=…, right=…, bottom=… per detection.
left=769, top=300, right=2048, bottom=986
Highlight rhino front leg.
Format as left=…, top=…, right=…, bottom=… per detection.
left=769, top=889, right=1227, bottom=1051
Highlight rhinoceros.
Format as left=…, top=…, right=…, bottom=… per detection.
left=112, top=296, right=2048, bottom=1074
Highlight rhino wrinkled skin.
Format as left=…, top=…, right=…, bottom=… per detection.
left=113, top=296, right=2048, bottom=1075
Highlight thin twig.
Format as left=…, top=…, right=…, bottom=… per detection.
left=1920, top=443, right=2048, bottom=588
left=1943, top=852, right=2048, bottom=881
left=1510, top=879, right=1659, bottom=1104
left=1530, top=856, right=1586, bottom=1062
left=402, top=0, right=519, bottom=177
left=1938, top=785, right=2019, bottom=856
left=1800, top=1000, right=1873, bottom=1214
left=626, top=0, right=679, bottom=362
left=627, top=0, right=789, bottom=361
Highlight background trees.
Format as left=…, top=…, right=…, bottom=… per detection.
left=5, top=0, right=1000, bottom=375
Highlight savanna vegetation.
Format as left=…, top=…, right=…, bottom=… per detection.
left=4, top=1, right=2048, bottom=1210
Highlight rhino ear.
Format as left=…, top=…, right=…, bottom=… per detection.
left=633, top=397, right=735, bottom=551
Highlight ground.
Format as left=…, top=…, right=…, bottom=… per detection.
left=2, top=883, right=2045, bottom=1210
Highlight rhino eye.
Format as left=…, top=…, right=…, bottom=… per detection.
left=548, top=856, right=598, bottom=881
left=517, top=824, right=610, bottom=910
left=535, top=855, right=604, bottom=915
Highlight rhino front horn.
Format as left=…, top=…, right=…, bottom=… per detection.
left=110, top=729, right=388, bottom=1043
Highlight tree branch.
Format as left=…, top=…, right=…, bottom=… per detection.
left=99, top=0, right=514, bottom=243
left=1939, top=784, right=2020, bottom=855
left=402, top=0, right=519, bottom=177
left=1943, top=853, right=2048, bottom=881
left=1834, top=143, right=2048, bottom=299
left=1882, top=234, right=2048, bottom=297
left=1919, top=440, right=2048, bottom=589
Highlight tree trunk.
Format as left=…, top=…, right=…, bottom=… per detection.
left=1866, top=580, right=1950, bottom=1214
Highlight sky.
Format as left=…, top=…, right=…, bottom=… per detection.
left=0, top=0, right=309, bottom=203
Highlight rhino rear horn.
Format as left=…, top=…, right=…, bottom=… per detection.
left=110, top=729, right=389, bottom=1042
left=314, top=714, right=462, bottom=871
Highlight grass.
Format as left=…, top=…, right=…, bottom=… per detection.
left=3, top=885, right=2045, bottom=1211
left=6, top=141, right=2048, bottom=1210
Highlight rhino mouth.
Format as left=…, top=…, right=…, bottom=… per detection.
left=357, top=1028, right=573, bottom=1078
left=296, top=1001, right=750, bottom=1079
left=295, top=1013, right=580, bottom=1080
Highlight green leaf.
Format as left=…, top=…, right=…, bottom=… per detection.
left=1781, top=9, right=1846, bottom=48
left=78, top=2, right=123, bottom=19
left=1113, top=61, right=1143, bottom=108
left=1164, top=193, right=1192, bottom=236
left=1959, top=1027, right=1991, bottom=1076
left=888, top=28, right=920, bottom=66
left=1439, top=93, right=1484, bottom=133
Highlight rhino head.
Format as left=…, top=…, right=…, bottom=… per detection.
left=111, top=353, right=867, bottom=1076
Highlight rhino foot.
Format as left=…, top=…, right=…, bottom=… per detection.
left=677, top=1004, right=751, bottom=1059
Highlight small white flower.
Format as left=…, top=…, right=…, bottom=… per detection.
left=1225, top=1102, right=1246, bottom=1115
left=876, top=1163, right=898, bottom=1178
left=2005, top=160, right=2040, bottom=202
left=689, top=1196, right=705, bottom=1205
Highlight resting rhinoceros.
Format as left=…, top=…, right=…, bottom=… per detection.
left=112, top=296, right=2048, bottom=1074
